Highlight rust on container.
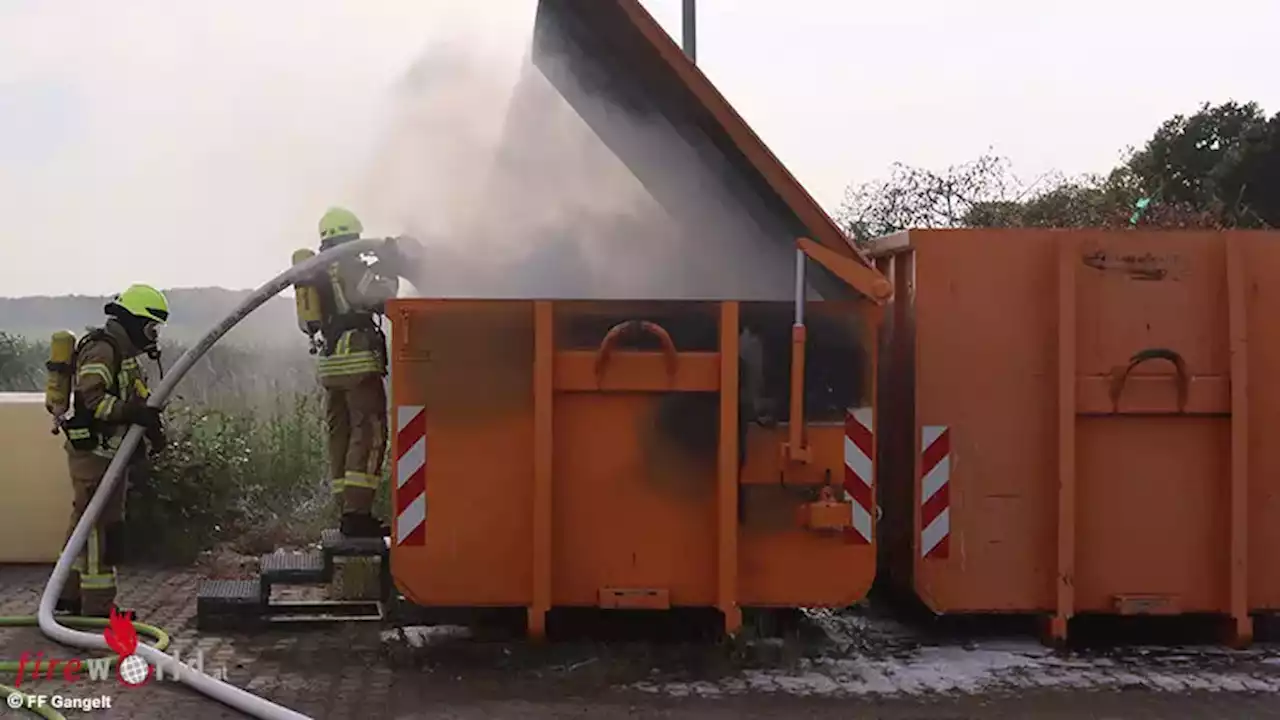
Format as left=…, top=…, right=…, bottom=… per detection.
left=1113, top=593, right=1180, bottom=615
left=1080, top=247, right=1189, bottom=281
left=867, top=228, right=1280, bottom=647
left=599, top=587, right=671, bottom=610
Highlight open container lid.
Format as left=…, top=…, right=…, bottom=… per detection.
left=404, top=0, right=891, bottom=304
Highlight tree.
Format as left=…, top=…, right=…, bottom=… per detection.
left=965, top=165, right=1140, bottom=229
left=1127, top=101, right=1279, bottom=228
left=837, top=154, right=1043, bottom=243
left=837, top=101, right=1278, bottom=239
left=835, top=153, right=1141, bottom=241
left=0, top=331, right=43, bottom=392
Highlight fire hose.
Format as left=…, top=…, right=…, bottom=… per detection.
left=1, top=237, right=390, bottom=719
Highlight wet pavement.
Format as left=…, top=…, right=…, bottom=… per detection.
left=1, top=565, right=1279, bottom=719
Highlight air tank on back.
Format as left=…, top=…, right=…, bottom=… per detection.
left=291, top=249, right=323, bottom=340
left=44, top=330, right=77, bottom=423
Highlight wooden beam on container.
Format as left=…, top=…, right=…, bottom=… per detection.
left=717, top=302, right=742, bottom=636
left=1225, top=235, right=1253, bottom=646
left=864, top=298, right=882, bottom=544
left=1051, top=237, right=1078, bottom=645
left=797, top=237, right=894, bottom=303
left=530, top=301, right=554, bottom=640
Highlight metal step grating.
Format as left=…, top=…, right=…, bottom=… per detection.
left=197, top=579, right=265, bottom=605
left=195, top=578, right=266, bottom=632
left=261, top=550, right=327, bottom=585
left=321, top=528, right=389, bottom=557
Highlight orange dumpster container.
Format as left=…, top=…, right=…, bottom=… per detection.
left=385, top=297, right=880, bottom=638
left=869, top=228, right=1280, bottom=645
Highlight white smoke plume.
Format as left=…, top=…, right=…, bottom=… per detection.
left=345, top=0, right=808, bottom=301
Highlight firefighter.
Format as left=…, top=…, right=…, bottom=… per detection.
left=311, top=207, right=401, bottom=538
left=56, top=284, right=169, bottom=617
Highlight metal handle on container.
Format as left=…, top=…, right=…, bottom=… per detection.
left=1109, top=348, right=1189, bottom=413
left=594, top=320, right=678, bottom=382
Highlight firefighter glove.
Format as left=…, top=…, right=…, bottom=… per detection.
left=121, top=402, right=166, bottom=453
left=147, top=422, right=167, bottom=454
left=146, top=418, right=167, bottom=454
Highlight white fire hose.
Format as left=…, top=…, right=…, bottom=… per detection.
left=36, top=237, right=391, bottom=720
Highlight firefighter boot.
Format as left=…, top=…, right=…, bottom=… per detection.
left=56, top=570, right=82, bottom=615
left=340, top=511, right=388, bottom=539
left=102, top=522, right=125, bottom=567
left=79, top=603, right=120, bottom=619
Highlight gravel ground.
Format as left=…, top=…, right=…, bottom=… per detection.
left=1, top=565, right=1279, bottom=719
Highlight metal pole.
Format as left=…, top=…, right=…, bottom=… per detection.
left=794, top=247, right=806, bottom=326
left=682, top=0, right=696, bottom=63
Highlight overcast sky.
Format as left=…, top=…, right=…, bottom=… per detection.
left=2, top=0, right=1277, bottom=297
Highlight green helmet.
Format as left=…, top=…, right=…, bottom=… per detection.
left=112, top=284, right=170, bottom=324
left=319, top=207, right=363, bottom=242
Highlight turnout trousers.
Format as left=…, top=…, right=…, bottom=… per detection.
left=60, top=451, right=128, bottom=616
left=324, top=372, right=388, bottom=515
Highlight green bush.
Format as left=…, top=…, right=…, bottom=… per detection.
left=124, top=391, right=338, bottom=563
left=0, top=331, right=44, bottom=391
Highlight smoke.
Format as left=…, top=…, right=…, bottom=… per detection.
left=0, top=0, right=838, bottom=301
left=345, top=2, right=662, bottom=299
left=352, top=34, right=527, bottom=261
left=345, top=0, right=809, bottom=301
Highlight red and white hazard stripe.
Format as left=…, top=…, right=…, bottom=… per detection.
left=920, top=425, right=950, bottom=559
left=842, top=407, right=874, bottom=544
left=395, top=405, right=427, bottom=546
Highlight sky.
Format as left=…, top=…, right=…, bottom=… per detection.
left=1, top=0, right=1278, bottom=297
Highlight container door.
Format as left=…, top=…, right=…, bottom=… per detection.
left=1062, top=233, right=1250, bottom=641
left=550, top=303, right=723, bottom=609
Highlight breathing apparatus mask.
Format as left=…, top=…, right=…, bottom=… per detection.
left=105, top=304, right=163, bottom=362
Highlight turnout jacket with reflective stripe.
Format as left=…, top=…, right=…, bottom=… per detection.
left=68, top=321, right=150, bottom=458
left=316, top=251, right=399, bottom=379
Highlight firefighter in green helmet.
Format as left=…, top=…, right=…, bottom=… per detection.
left=56, top=284, right=169, bottom=617
left=308, top=207, right=400, bottom=538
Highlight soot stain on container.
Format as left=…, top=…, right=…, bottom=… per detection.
left=1081, top=249, right=1185, bottom=282
left=652, top=305, right=868, bottom=465
left=551, top=303, right=867, bottom=496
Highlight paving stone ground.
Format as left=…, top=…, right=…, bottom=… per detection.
left=1, top=565, right=1279, bottom=719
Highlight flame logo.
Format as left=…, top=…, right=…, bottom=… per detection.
left=103, top=608, right=138, bottom=657
left=103, top=607, right=151, bottom=687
